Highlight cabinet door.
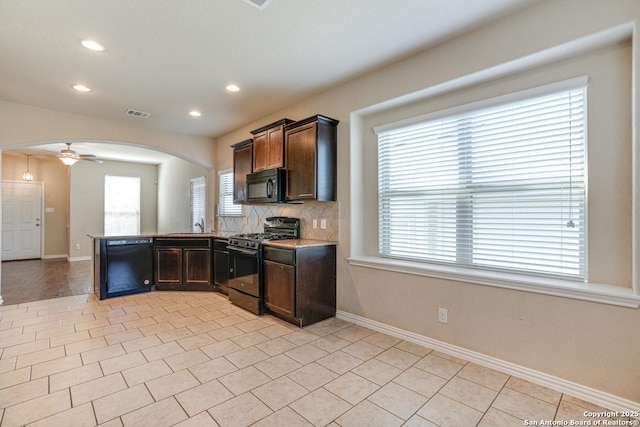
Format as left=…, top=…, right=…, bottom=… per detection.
left=266, top=125, right=285, bottom=169
left=253, top=125, right=285, bottom=171
left=233, top=143, right=253, bottom=203
left=184, top=248, right=211, bottom=286
left=264, top=260, right=295, bottom=318
left=252, top=131, right=268, bottom=172
left=213, top=249, right=229, bottom=294
left=156, top=248, right=182, bottom=285
left=285, top=122, right=317, bottom=200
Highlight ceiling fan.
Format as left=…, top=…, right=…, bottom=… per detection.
left=57, top=142, right=103, bottom=165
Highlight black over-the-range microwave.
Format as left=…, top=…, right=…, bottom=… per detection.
left=246, top=168, right=285, bottom=203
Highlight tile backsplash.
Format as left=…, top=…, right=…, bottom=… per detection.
left=217, top=201, right=338, bottom=241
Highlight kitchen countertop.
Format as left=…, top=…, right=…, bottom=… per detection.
left=87, top=234, right=334, bottom=247
left=87, top=232, right=231, bottom=239
left=263, top=239, right=338, bottom=249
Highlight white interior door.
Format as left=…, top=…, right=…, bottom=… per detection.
left=2, top=181, right=43, bottom=261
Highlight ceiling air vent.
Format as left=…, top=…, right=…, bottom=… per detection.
left=124, top=109, right=151, bottom=119
left=241, top=0, right=272, bottom=10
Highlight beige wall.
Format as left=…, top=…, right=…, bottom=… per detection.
left=69, top=160, right=158, bottom=259
left=2, top=153, right=69, bottom=257
left=157, top=157, right=212, bottom=233
left=214, top=0, right=640, bottom=403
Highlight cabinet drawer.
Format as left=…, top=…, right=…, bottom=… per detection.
left=155, top=238, right=211, bottom=247
left=263, top=246, right=295, bottom=265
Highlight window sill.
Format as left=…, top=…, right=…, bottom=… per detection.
left=346, top=255, right=640, bottom=308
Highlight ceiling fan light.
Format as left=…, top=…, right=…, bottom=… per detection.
left=58, top=154, right=78, bottom=166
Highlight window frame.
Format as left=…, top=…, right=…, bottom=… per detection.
left=346, top=37, right=640, bottom=308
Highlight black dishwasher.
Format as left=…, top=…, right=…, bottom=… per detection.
left=98, top=237, right=154, bottom=299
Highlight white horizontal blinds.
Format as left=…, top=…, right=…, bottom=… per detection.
left=218, top=170, right=241, bottom=216
left=190, top=176, right=206, bottom=232
left=104, top=175, right=141, bottom=235
left=378, top=85, right=586, bottom=279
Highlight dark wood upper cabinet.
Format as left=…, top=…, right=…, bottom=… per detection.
left=231, top=139, right=253, bottom=204
left=250, top=119, right=294, bottom=172
left=284, top=115, right=339, bottom=201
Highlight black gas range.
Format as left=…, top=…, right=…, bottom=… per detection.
left=227, top=217, right=300, bottom=314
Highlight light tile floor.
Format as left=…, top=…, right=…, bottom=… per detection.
left=0, top=291, right=632, bottom=427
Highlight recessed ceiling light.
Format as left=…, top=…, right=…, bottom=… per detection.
left=189, top=110, right=202, bottom=117
left=72, top=84, right=92, bottom=92
left=80, top=40, right=105, bottom=51
left=226, top=84, right=240, bottom=92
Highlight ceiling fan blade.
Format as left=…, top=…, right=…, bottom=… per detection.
left=78, top=154, right=96, bottom=158
left=81, top=158, right=104, bottom=164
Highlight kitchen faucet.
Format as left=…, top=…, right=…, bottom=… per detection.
left=195, top=218, right=205, bottom=233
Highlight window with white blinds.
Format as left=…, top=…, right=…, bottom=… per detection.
left=104, top=175, right=140, bottom=235
left=376, top=81, right=586, bottom=280
left=190, top=176, right=207, bottom=232
left=218, top=170, right=241, bottom=216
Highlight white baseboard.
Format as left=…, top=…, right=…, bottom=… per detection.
left=68, top=256, right=91, bottom=262
left=336, top=310, right=639, bottom=412
left=43, top=254, right=67, bottom=260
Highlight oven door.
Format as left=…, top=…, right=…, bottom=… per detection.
left=227, top=246, right=260, bottom=298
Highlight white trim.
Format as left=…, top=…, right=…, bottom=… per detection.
left=68, top=256, right=91, bottom=262
left=43, top=254, right=68, bottom=260
left=336, top=309, right=640, bottom=413
left=347, top=255, right=640, bottom=308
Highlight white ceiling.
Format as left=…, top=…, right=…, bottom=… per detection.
left=0, top=0, right=534, bottom=162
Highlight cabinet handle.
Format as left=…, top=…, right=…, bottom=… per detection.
left=266, top=179, right=273, bottom=198
left=298, top=193, right=313, bottom=197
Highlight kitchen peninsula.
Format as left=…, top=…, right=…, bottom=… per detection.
left=89, top=232, right=337, bottom=327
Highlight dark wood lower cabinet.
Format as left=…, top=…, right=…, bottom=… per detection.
left=264, top=260, right=295, bottom=317
left=155, top=238, right=213, bottom=291
left=213, top=238, right=229, bottom=295
left=263, top=244, right=336, bottom=327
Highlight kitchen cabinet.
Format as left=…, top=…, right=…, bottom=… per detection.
left=250, top=119, right=294, bottom=172
left=263, top=244, right=336, bottom=327
left=284, top=115, right=339, bottom=201
left=231, top=139, right=253, bottom=204
left=213, top=238, right=229, bottom=295
left=155, top=238, right=212, bottom=291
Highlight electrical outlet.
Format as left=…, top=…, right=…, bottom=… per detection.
left=255, top=217, right=260, bottom=226
left=313, top=219, right=318, bottom=229
left=320, top=219, right=327, bottom=229
left=74, top=243, right=81, bottom=250
left=438, top=307, right=448, bottom=324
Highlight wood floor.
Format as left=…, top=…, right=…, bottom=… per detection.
left=1, top=259, right=92, bottom=306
